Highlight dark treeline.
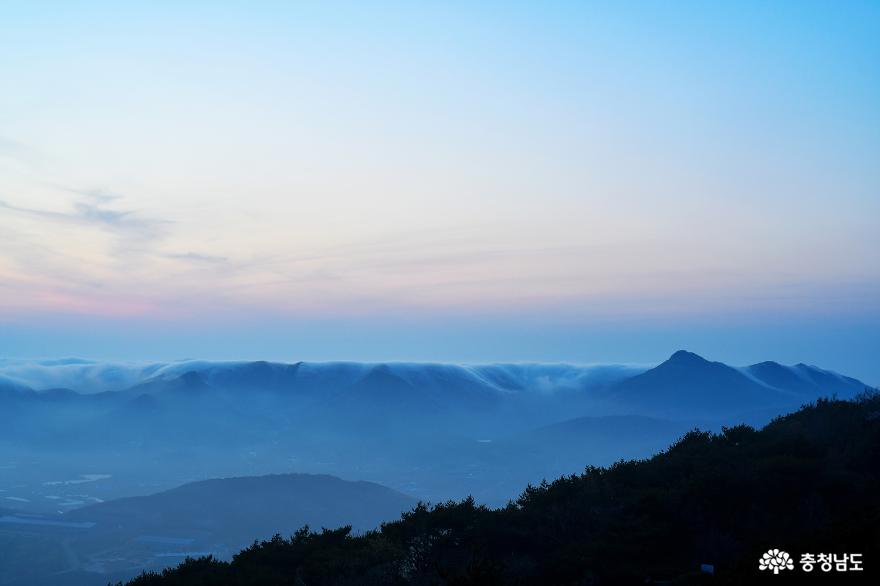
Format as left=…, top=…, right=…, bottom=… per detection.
left=119, top=391, right=880, bottom=585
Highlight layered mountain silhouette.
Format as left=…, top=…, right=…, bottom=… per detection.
left=93, top=352, right=868, bottom=436
left=0, top=351, right=866, bottom=515
left=0, top=352, right=866, bottom=455
left=0, top=352, right=873, bottom=586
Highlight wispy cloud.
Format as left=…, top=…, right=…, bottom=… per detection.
left=164, top=251, right=228, bottom=264
left=0, top=188, right=166, bottom=238
left=0, top=186, right=174, bottom=309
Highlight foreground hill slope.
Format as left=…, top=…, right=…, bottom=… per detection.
left=122, top=391, right=880, bottom=585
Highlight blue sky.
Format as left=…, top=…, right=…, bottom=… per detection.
left=0, top=2, right=878, bottom=382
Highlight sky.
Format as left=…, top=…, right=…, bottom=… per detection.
left=0, top=1, right=878, bottom=382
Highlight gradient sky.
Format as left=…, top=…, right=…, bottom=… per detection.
left=1, top=2, right=878, bottom=382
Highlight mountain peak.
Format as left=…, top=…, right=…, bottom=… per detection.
left=609, top=349, right=784, bottom=415
left=665, top=350, right=707, bottom=365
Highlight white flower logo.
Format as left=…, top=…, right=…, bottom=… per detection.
left=759, top=549, right=794, bottom=574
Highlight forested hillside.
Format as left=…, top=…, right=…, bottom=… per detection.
left=120, top=391, right=880, bottom=585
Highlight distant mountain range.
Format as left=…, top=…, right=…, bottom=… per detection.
left=1, top=351, right=866, bottom=417
left=0, top=351, right=868, bottom=506
left=0, top=357, right=644, bottom=396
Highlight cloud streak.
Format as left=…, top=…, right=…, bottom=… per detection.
left=0, top=189, right=167, bottom=238
left=163, top=252, right=229, bottom=264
